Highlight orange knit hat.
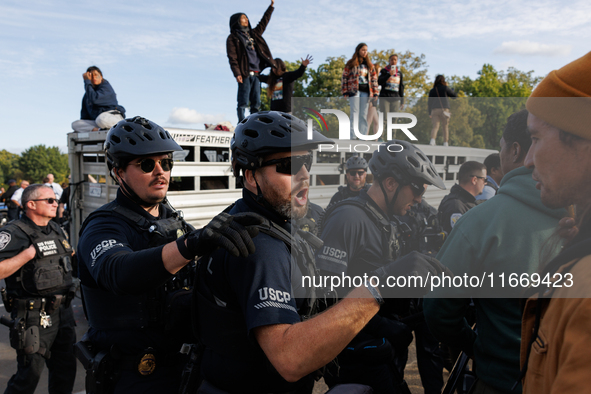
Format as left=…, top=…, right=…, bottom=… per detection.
left=526, top=51, right=591, bottom=140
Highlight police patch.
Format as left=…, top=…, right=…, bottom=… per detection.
left=0, top=232, right=11, bottom=251
left=61, top=239, right=71, bottom=250
left=450, top=213, right=462, bottom=228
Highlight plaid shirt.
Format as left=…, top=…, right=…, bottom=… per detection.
left=341, top=65, right=379, bottom=97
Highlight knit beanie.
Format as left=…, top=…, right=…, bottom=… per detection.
left=526, top=51, right=591, bottom=140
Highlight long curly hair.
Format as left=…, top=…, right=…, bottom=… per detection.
left=267, top=58, right=286, bottom=98
left=345, top=43, right=374, bottom=70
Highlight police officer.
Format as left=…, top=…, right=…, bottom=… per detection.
left=438, top=161, right=486, bottom=234
left=0, top=184, right=77, bottom=394
left=318, top=140, right=447, bottom=393
left=328, top=155, right=371, bottom=206
left=193, top=112, right=448, bottom=393
left=76, top=116, right=263, bottom=393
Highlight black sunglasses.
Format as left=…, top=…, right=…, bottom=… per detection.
left=409, top=181, right=426, bottom=197
left=347, top=170, right=366, bottom=177
left=261, top=154, right=313, bottom=175
left=132, top=158, right=174, bottom=173
left=33, top=198, right=58, bottom=205
left=471, top=175, right=486, bottom=180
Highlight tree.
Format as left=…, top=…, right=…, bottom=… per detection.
left=369, top=49, right=431, bottom=98
left=0, top=150, right=20, bottom=184
left=18, top=145, right=69, bottom=184
left=304, top=56, right=347, bottom=98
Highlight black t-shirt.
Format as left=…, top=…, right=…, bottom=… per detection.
left=197, top=189, right=312, bottom=393
left=328, top=184, right=371, bottom=207
left=259, top=64, right=307, bottom=113
left=358, top=61, right=370, bottom=93
left=0, top=215, right=51, bottom=263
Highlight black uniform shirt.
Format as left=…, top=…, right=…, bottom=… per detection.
left=0, top=215, right=44, bottom=261
left=198, top=189, right=311, bottom=393
left=438, top=184, right=477, bottom=234
left=328, top=183, right=371, bottom=207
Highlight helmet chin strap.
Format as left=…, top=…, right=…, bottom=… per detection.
left=378, top=177, right=402, bottom=218
left=252, top=169, right=290, bottom=221
left=115, top=168, right=161, bottom=210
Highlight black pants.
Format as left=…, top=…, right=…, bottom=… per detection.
left=4, top=306, right=77, bottom=394
left=393, top=319, right=444, bottom=394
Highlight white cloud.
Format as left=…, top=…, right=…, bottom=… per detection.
left=494, top=41, right=572, bottom=57
left=167, top=107, right=227, bottom=125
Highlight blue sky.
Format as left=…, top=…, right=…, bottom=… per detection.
left=1, top=0, right=589, bottom=154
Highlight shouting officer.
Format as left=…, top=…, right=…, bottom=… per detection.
left=76, top=116, right=263, bottom=393
left=329, top=155, right=370, bottom=206
left=318, top=141, right=447, bottom=393
left=0, top=184, right=77, bottom=393
left=193, top=112, right=449, bottom=393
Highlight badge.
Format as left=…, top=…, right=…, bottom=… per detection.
left=0, top=232, right=11, bottom=251
left=176, top=229, right=184, bottom=239
left=450, top=213, right=463, bottom=228
left=137, top=353, right=156, bottom=376
left=61, top=239, right=71, bottom=250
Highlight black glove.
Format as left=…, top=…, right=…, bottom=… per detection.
left=371, top=251, right=453, bottom=298
left=186, top=212, right=265, bottom=258
left=365, top=314, right=413, bottom=350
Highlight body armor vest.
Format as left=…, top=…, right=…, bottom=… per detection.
left=321, top=196, right=411, bottom=267
left=80, top=201, right=193, bottom=330
left=5, top=220, right=73, bottom=299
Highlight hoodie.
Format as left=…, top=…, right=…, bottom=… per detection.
left=226, top=6, right=276, bottom=79
left=424, top=166, right=566, bottom=393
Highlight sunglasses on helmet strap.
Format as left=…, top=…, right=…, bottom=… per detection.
left=260, top=154, right=313, bottom=175
left=132, top=158, right=174, bottom=173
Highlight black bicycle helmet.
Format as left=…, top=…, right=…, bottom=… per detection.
left=369, top=140, right=445, bottom=189
left=231, top=111, right=333, bottom=175
left=104, top=116, right=182, bottom=170
left=345, top=155, right=368, bottom=171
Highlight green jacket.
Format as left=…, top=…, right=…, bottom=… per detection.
left=424, top=166, right=566, bottom=393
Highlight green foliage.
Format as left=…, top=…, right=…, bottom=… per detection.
left=0, top=150, right=21, bottom=189
left=18, top=145, right=69, bottom=184
left=369, top=49, right=431, bottom=97
left=305, top=56, right=347, bottom=97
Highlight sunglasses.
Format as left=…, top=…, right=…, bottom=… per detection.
left=132, top=158, right=174, bottom=173
left=347, top=170, right=366, bottom=177
left=409, top=182, right=426, bottom=197
left=261, top=154, right=313, bottom=175
left=33, top=198, right=58, bottom=205
left=472, top=175, right=486, bottom=180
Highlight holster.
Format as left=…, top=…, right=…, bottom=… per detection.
left=74, top=340, right=119, bottom=394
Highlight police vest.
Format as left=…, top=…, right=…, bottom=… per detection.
left=194, top=218, right=327, bottom=361
left=79, top=201, right=193, bottom=331
left=5, top=220, right=73, bottom=299
left=321, top=197, right=411, bottom=267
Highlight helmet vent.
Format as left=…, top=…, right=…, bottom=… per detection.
left=416, top=152, right=427, bottom=161
left=111, top=135, right=121, bottom=144
left=159, top=131, right=166, bottom=139
left=281, top=113, right=292, bottom=120
left=143, top=123, right=153, bottom=130
left=143, top=132, right=153, bottom=141
left=127, top=137, right=137, bottom=145
left=244, top=129, right=259, bottom=138
left=165, top=131, right=172, bottom=139
left=257, top=116, right=274, bottom=124
left=279, top=125, right=291, bottom=134
left=407, top=156, right=420, bottom=168
left=123, top=125, right=134, bottom=132
left=271, top=130, right=285, bottom=138
left=291, top=123, right=305, bottom=133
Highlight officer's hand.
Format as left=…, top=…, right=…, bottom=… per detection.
left=371, top=251, right=452, bottom=298
left=186, top=212, right=265, bottom=258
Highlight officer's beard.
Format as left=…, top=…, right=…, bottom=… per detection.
left=263, top=181, right=309, bottom=221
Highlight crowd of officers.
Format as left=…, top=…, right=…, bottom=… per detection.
left=1, top=50, right=590, bottom=394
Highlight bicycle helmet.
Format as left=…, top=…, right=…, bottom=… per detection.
left=345, top=156, right=368, bottom=171
left=104, top=116, right=182, bottom=170
left=369, top=140, right=445, bottom=189
left=231, top=111, right=333, bottom=175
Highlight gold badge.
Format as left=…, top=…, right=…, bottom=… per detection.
left=176, top=229, right=184, bottom=239
left=137, top=353, right=156, bottom=376
left=61, top=239, right=71, bottom=250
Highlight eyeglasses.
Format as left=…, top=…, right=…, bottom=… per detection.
left=132, top=158, right=174, bottom=173
left=347, top=170, right=366, bottom=177
left=472, top=175, right=486, bottom=181
left=261, top=154, right=312, bottom=175
left=409, top=182, right=426, bottom=197
left=33, top=198, right=58, bottom=205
